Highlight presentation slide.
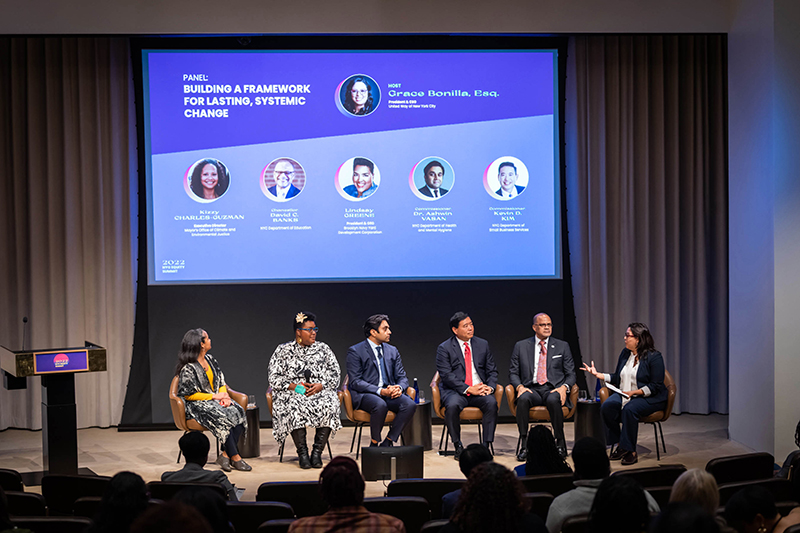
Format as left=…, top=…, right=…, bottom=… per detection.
left=141, top=48, right=560, bottom=284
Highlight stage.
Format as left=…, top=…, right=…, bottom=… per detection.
left=0, top=414, right=751, bottom=500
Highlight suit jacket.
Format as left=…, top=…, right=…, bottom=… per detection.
left=508, top=336, right=576, bottom=408
left=419, top=185, right=449, bottom=197
left=161, top=462, right=237, bottom=501
left=346, top=340, right=410, bottom=410
left=268, top=183, right=301, bottom=199
left=436, top=336, right=498, bottom=403
left=495, top=184, right=526, bottom=197
left=608, top=349, right=668, bottom=405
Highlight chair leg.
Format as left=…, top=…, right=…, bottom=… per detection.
left=658, top=422, right=667, bottom=455
left=515, top=435, right=524, bottom=456
left=327, top=439, right=333, bottom=460
left=652, top=423, right=661, bottom=461
left=279, top=441, right=284, bottom=462
left=356, top=424, right=364, bottom=460
left=177, top=448, right=182, bottom=463
left=350, top=423, right=358, bottom=453
left=477, top=421, right=483, bottom=445
left=438, top=424, right=447, bottom=452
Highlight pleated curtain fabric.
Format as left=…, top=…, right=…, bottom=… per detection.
left=565, top=35, right=729, bottom=414
left=0, top=37, right=137, bottom=429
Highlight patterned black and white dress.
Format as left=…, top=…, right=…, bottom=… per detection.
left=268, top=340, right=342, bottom=444
left=177, top=353, right=246, bottom=443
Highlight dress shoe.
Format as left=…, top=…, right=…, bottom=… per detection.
left=558, top=445, right=568, bottom=459
left=216, top=455, right=231, bottom=472
left=379, top=438, right=394, bottom=447
left=311, top=427, right=332, bottom=469
left=291, top=428, right=312, bottom=469
left=621, top=451, right=638, bottom=466
left=609, top=445, right=626, bottom=461
left=232, top=459, right=252, bottom=471
left=517, top=447, right=528, bottom=462
left=453, top=441, right=464, bottom=461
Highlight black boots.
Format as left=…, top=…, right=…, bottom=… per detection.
left=291, top=428, right=311, bottom=469
left=310, top=427, right=331, bottom=469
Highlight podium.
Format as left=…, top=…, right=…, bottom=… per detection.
left=1, top=342, right=107, bottom=484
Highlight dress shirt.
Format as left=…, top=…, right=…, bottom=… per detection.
left=603, top=352, right=651, bottom=406
left=457, top=337, right=483, bottom=393
left=367, top=338, right=384, bottom=393
left=424, top=186, right=442, bottom=197
left=273, top=185, right=291, bottom=200
left=500, top=187, right=518, bottom=199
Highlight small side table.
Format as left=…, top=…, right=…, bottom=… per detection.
left=401, top=401, right=433, bottom=451
left=574, top=400, right=606, bottom=446
left=237, top=406, right=261, bottom=458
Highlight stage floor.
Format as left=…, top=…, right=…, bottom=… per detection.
left=0, top=414, right=752, bottom=500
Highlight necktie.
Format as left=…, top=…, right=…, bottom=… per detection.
left=464, top=342, right=473, bottom=387
left=377, top=346, right=390, bottom=386
left=434, top=189, right=439, bottom=197
left=536, top=340, right=548, bottom=385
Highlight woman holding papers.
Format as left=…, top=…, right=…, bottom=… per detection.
left=580, top=322, right=667, bottom=465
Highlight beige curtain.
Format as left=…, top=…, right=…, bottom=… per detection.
left=565, top=35, right=728, bottom=414
left=0, top=37, right=137, bottom=429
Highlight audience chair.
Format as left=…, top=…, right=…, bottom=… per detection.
left=338, top=375, right=414, bottom=459
left=386, top=478, right=465, bottom=520
left=706, top=452, right=775, bottom=485
left=227, top=501, right=295, bottom=533
left=10, top=516, right=93, bottom=533
left=256, top=481, right=327, bottom=518
left=4, top=491, right=46, bottom=517
left=72, top=495, right=102, bottom=518
left=718, top=478, right=795, bottom=506
left=611, top=463, right=687, bottom=488
left=518, top=473, right=576, bottom=497
left=364, top=496, right=431, bottom=533
left=256, top=518, right=296, bottom=532
left=146, top=481, right=228, bottom=501
left=430, top=371, right=503, bottom=455
left=169, top=375, right=248, bottom=463
left=266, top=387, right=332, bottom=463
left=0, top=468, right=23, bottom=492
left=782, top=524, right=800, bottom=533
left=599, top=369, right=677, bottom=460
left=505, top=383, right=579, bottom=455
left=643, top=485, right=673, bottom=509
left=41, top=474, right=111, bottom=516
left=420, top=519, right=450, bottom=533
left=524, top=492, right=554, bottom=521
left=561, top=514, right=590, bottom=533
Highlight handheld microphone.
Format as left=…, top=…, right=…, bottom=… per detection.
left=304, top=369, right=312, bottom=383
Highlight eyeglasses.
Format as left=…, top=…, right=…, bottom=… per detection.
left=534, top=323, right=552, bottom=328
left=299, top=327, right=319, bottom=332
left=351, top=89, right=368, bottom=95
left=275, top=170, right=294, bottom=177
left=624, top=334, right=636, bottom=338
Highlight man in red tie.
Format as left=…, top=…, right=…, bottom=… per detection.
left=509, top=313, right=576, bottom=460
left=435, top=312, right=499, bottom=460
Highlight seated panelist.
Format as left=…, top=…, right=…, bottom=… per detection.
left=435, top=311, right=499, bottom=460
left=346, top=314, right=417, bottom=447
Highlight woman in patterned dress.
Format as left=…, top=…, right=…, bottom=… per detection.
left=176, top=328, right=250, bottom=472
left=268, top=311, right=342, bottom=469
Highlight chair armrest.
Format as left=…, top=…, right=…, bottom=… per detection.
left=505, top=384, right=518, bottom=417
left=599, top=386, right=609, bottom=403
left=431, top=373, right=444, bottom=419
left=265, top=388, right=273, bottom=416
left=493, top=383, right=504, bottom=409
left=227, top=388, right=248, bottom=411
left=341, top=388, right=355, bottom=421
left=566, top=384, right=580, bottom=418
left=406, top=387, right=416, bottom=401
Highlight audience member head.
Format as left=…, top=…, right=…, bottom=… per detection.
left=179, top=431, right=210, bottom=466
left=131, top=500, right=212, bottom=533
left=572, top=437, right=611, bottom=480
left=650, top=502, right=720, bottom=533
left=451, top=462, right=530, bottom=533
left=173, top=486, right=232, bottom=533
left=319, top=456, right=365, bottom=508
left=724, top=485, right=780, bottom=533
left=89, top=471, right=149, bottom=533
left=589, top=475, right=650, bottom=533
left=669, top=468, right=720, bottom=516
left=0, top=486, right=12, bottom=531
left=525, top=424, right=572, bottom=476
left=458, top=443, right=493, bottom=478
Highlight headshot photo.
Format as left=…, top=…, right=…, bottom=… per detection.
left=483, top=157, right=530, bottom=200
left=260, top=157, right=306, bottom=202
left=335, top=157, right=381, bottom=201
left=184, top=158, right=230, bottom=203
left=336, top=74, right=380, bottom=117
left=410, top=157, right=455, bottom=201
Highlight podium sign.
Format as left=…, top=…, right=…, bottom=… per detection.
left=33, top=349, right=90, bottom=374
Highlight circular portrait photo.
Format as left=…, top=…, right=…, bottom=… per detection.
left=483, top=157, right=530, bottom=200
left=335, top=157, right=381, bottom=201
left=336, top=74, right=381, bottom=117
left=184, top=158, right=231, bottom=203
left=409, top=157, right=455, bottom=201
left=260, top=157, right=306, bottom=202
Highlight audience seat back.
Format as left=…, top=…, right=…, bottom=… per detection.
left=0, top=468, right=23, bottom=492
left=706, top=452, right=775, bottom=485
left=256, top=481, right=326, bottom=518
left=364, top=496, right=431, bottom=533
left=41, top=474, right=111, bottom=515
left=4, top=491, right=46, bottom=517
left=518, top=473, right=575, bottom=497
left=386, top=479, right=464, bottom=520
left=226, top=501, right=295, bottom=533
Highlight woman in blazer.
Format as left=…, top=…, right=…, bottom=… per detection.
left=581, top=322, right=667, bottom=465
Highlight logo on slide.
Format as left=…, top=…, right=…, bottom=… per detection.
left=53, top=353, right=70, bottom=369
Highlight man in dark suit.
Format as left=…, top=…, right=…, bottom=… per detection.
left=418, top=160, right=449, bottom=198
left=509, top=313, right=576, bottom=460
left=162, top=431, right=237, bottom=501
left=435, top=311, right=499, bottom=460
left=267, top=158, right=302, bottom=200
left=346, top=314, right=417, bottom=447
